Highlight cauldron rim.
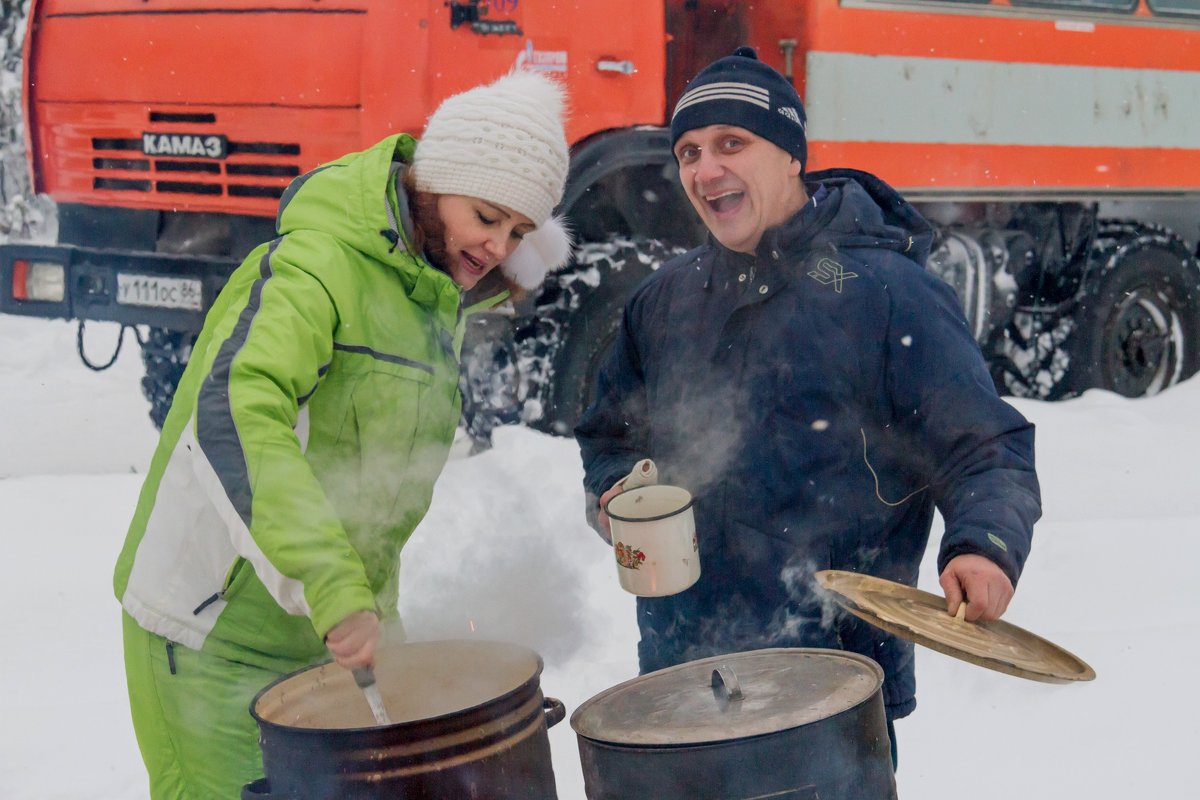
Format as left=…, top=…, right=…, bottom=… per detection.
left=250, top=639, right=544, bottom=735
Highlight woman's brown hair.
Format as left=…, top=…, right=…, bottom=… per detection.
left=402, top=167, right=440, bottom=260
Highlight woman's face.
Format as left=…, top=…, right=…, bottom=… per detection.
left=435, top=195, right=535, bottom=290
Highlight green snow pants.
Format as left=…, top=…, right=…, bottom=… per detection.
left=122, top=612, right=285, bottom=800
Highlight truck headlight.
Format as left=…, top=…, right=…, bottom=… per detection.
left=13, top=260, right=66, bottom=302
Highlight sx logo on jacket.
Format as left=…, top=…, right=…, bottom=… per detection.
left=807, top=258, right=858, bottom=293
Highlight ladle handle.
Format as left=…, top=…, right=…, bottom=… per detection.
left=352, top=666, right=376, bottom=689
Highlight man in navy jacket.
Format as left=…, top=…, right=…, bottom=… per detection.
left=575, top=48, right=1042, bottom=746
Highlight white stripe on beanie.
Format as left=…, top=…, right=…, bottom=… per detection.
left=669, top=47, right=809, bottom=167
left=673, top=82, right=771, bottom=117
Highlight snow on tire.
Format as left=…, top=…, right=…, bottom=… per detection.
left=521, top=236, right=686, bottom=435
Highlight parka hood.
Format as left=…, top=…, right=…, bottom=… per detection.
left=736, top=167, right=933, bottom=271
left=802, top=167, right=933, bottom=266
left=272, top=133, right=473, bottom=332
left=276, top=134, right=422, bottom=269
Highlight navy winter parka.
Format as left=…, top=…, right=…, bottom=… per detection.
left=575, top=168, right=1042, bottom=718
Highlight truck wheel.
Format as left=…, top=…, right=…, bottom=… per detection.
left=534, top=236, right=685, bottom=435
left=989, top=309, right=1075, bottom=400
left=1064, top=224, right=1200, bottom=397
left=459, top=315, right=520, bottom=453
left=140, top=328, right=195, bottom=429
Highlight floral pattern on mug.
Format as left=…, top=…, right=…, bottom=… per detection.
left=615, top=542, right=647, bottom=570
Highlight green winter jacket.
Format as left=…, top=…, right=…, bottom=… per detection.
left=114, top=134, right=499, bottom=672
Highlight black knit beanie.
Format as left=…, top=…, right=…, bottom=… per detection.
left=670, top=46, right=807, bottom=172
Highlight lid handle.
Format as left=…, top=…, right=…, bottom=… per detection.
left=711, top=665, right=744, bottom=702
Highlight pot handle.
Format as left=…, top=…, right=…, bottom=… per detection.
left=241, top=778, right=296, bottom=800
left=543, top=696, right=566, bottom=728
left=711, top=665, right=744, bottom=702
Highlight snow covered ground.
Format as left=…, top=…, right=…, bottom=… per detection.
left=1, top=313, right=1196, bottom=799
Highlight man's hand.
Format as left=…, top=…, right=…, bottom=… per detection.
left=325, top=610, right=380, bottom=670
left=594, top=482, right=626, bottom=544
left=938, top=554, right=1014, bottom=622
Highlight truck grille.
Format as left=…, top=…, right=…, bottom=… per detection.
left=90, top=133, right=301, bottom=200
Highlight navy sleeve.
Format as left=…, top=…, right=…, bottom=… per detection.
left=884, top=261, right=1042, bottom=585
left=574, top=292, right=651, bottom=500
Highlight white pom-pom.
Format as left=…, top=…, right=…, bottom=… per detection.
left=501, top=215, right=574, bottom=290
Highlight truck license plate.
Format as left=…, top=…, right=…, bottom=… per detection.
left=116, top=274, right=203, bottom=311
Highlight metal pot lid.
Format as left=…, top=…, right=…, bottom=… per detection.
left=815, top=570, right=1096, bottom=684
left=570, top=648, right=883, bottom=746
left=253, top=639, right=543, bottom=730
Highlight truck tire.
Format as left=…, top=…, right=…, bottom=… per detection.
left=989, top=309, right=1075, bottom=401
left=1064, top=223, right=1200, bottom=397
left=534, top=236, right=685, bottom=435
left=140, top=328, right=195, bottom=429
left=459, top=315, right=520, bottom=453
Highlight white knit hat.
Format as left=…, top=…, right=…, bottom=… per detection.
left=412, top=70, right=573, bottom=289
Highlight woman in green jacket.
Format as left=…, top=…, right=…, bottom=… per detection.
left=113, top=70, right=572, bottom=799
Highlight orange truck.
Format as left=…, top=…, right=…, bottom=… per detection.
left=3, top=0, right=1199, bottom=441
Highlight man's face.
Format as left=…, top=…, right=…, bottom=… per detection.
left=673, top=125, right=806, bottom=254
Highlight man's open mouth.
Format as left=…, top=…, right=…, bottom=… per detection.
left=705, top=190, right=744, bottom=214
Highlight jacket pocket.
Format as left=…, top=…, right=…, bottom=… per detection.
left=310, top=356, right=435, bottom=518
left=191, top=556, right=251, bottom=617
left=349, top=362, right=457, bottom=529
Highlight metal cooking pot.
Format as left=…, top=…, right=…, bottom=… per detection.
left=244, top=639, right=563, bottom=800
left=570, top=648, right=896, bottom=800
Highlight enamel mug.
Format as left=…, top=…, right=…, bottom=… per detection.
left=606, top=485, right=699, bottom=597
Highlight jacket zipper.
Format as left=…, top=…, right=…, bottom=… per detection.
left=176, top=559, right=247, bottom=674
left=192, top=557, right=247, bottom=616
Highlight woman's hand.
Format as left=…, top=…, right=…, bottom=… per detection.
left=325, top=610, right=380, bottom=670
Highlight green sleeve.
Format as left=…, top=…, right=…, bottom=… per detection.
left=196, top=239, right=375, bottom=640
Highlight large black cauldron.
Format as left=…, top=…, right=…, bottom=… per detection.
left=571, top=648, right=897, bottom=800
left=244, top=640, right=563, bottom=800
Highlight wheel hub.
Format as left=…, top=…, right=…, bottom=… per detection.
left=1107, top=292, right=1173, bottom=396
